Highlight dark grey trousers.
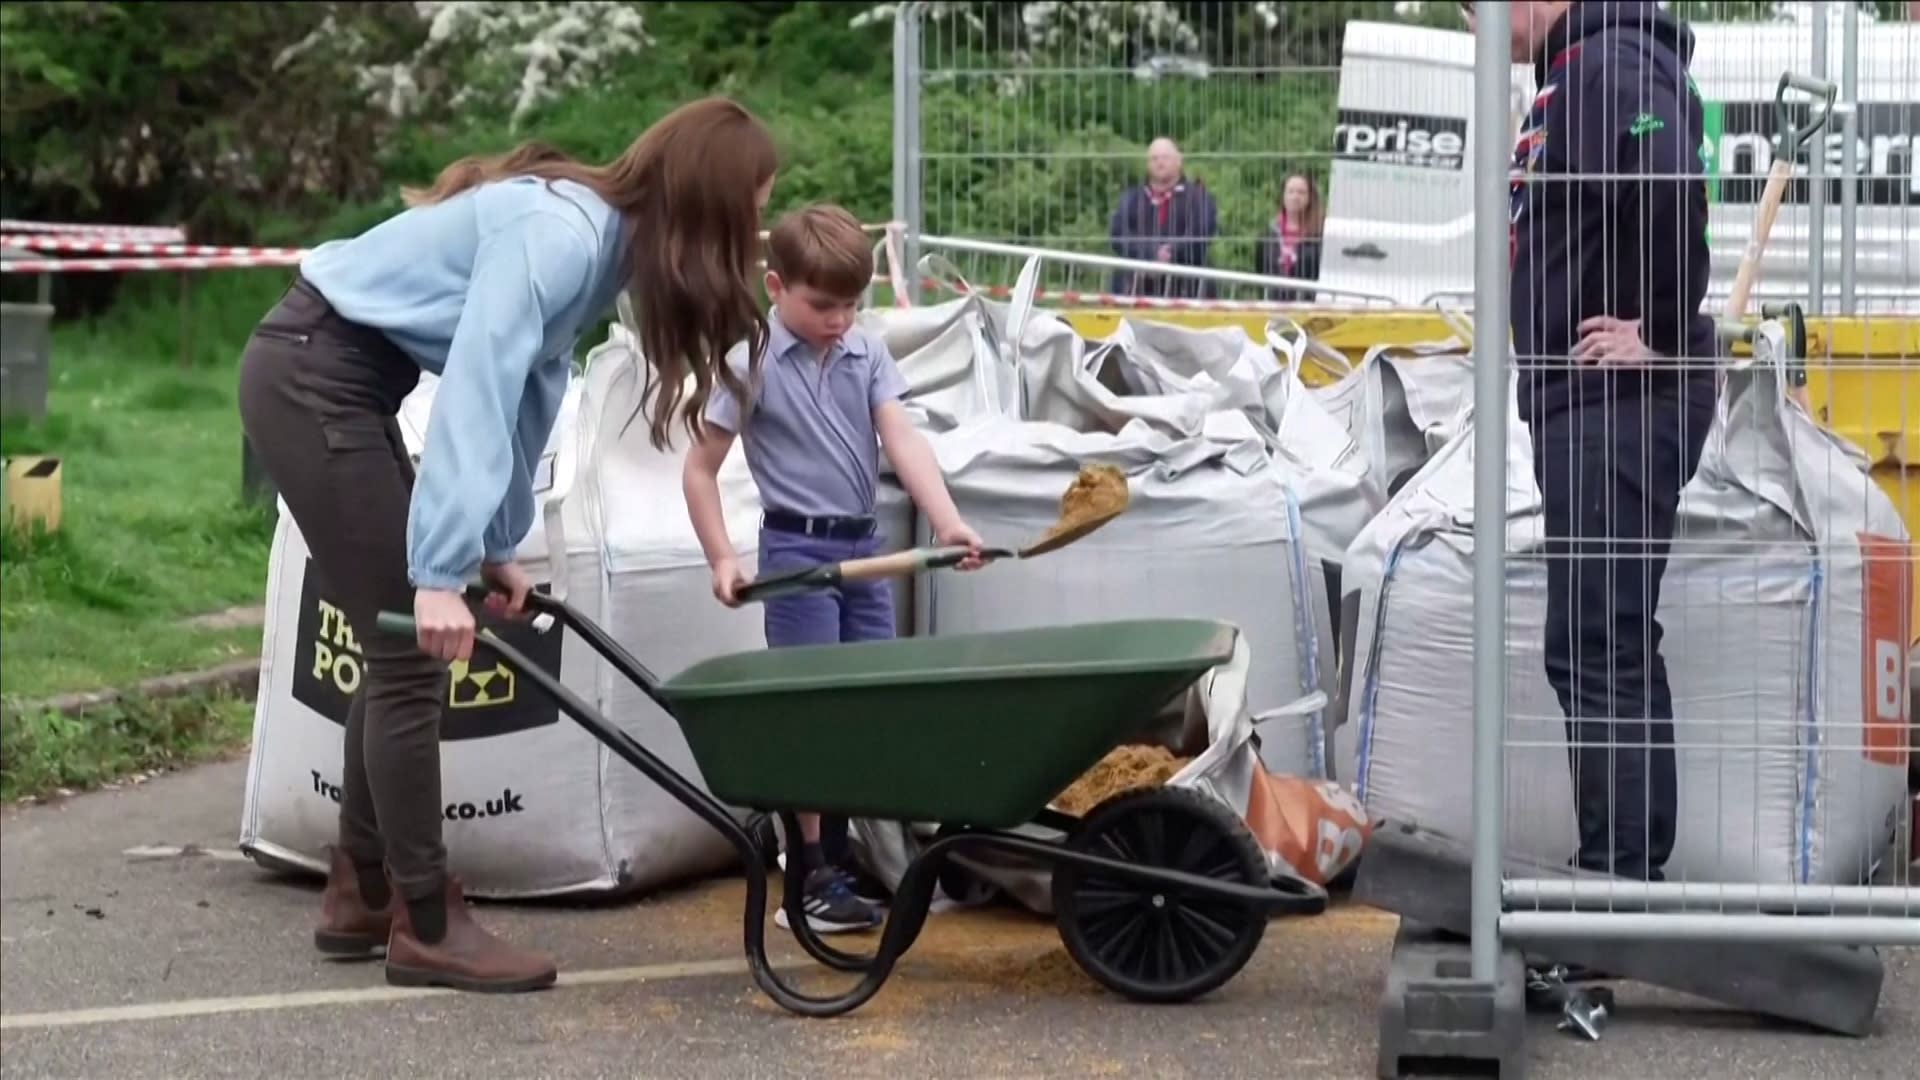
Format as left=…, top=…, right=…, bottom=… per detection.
left=237, top=277, right=450, bottom=900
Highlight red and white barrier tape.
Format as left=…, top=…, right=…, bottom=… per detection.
left=1, top=220, right=187, bottom=243
left=2, top=236, right=308, bottom=259
left=925, top=277, right=1323, bottom=313
left=5, top=219, right=906, bottom=245
left=0, top=254, right=304, bottom=274
left=3, top=255, right=901, bottom=279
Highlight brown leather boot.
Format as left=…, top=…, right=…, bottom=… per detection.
left=313, top=846, right=397, bottom=957
left=384, top=875, right=557, bottom=993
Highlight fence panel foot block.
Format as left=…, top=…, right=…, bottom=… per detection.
left=1377, top=919, right=1528, bottom=1080
left=1353, top=822, right=1884, bottom=1036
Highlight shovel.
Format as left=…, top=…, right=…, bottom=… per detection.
left=736, top=467, right=1130, bottom=604
left=1724, top=72, right=1836, bottom=411
left=1725, top=72, right=1838, bottom=321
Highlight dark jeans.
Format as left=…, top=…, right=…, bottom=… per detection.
left=237, top=277, right=450, bottom=900
left=759, top=524, right=896, bottom=866
left=1528, top=387, right=1715, bottom=882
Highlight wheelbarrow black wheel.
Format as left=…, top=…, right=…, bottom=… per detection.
left=1051, top=785, right=1267, bottom=1005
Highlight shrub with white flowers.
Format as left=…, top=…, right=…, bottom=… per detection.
left=853, top=1, right=1204, bottom=51
left=277, top=1, right=650, bottom=132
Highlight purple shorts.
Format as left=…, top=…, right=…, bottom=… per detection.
left=758, top=527, right=896, bottom=649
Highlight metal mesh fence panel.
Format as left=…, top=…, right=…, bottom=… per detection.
left=1461, top=1, right=1918, bottom=966
left=891, top=1, right=1916, bottom=318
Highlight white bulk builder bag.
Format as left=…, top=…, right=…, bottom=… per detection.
left=1334, top=333, right=1913, bottom=885
left=240, top=370, right=614, bottom=896
left=1268, top=317, right=1476, bottom=502
left=916, top=304, right=1377, bottom=779
left=858, top=289, right=1021, bottom=434
left=1110, top=313, right=1387, bottom=628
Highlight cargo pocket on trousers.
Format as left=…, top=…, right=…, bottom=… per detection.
left=315, top=417, right=413, bottom=559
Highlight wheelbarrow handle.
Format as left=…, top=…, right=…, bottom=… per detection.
left=736, top=544, right=1000, bottom=603
left=374, top=598, right=556, bottom=637
left=442, top=583, right=557, bottom=632
left=461, top=582, right=563, bottom=618
left=446, top=583, right=674, bottom=708
left=1774, top=72, right=1838, bottom=149
left=374, top=609, right=553, bottom=653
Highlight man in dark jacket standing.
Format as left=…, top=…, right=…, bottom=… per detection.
left=1108, top=137, right=1220, bottom=299
left=1474, top=0, right=1720, bottom=883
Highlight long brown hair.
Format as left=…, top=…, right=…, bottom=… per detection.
left=1278, top=171, right=1325, bottom=239
left=403, top=97, right=778, bottom=451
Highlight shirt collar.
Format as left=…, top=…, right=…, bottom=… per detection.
left=768, top=309, right=867, bottom=361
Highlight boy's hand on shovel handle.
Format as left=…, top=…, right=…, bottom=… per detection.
left=933, top=519, right=988, bottom=571
left=711, top=557, right=748, bottom=608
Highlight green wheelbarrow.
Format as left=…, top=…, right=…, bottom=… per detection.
left=377, top=588, right=1325, bottom=1018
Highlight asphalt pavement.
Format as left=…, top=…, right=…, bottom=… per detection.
left=2, top=759, right=1914, bottom=1079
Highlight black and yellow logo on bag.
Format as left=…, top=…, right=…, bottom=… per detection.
left=289, top=558, right=563, bottom=741
left=448, top=656, right=516, bottom=709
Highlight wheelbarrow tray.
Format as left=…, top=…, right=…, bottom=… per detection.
left=660, top=618, right=1238, bottom=829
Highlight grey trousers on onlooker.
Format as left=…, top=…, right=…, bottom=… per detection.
left=236, top=276, right=450, bottom=900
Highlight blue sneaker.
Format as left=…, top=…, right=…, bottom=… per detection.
left=838, top=859, right=893, bottom=908
left=775, top=866, right=882, bottom=934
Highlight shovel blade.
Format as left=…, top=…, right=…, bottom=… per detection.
left=1016, top=507, right=1125, bottom=558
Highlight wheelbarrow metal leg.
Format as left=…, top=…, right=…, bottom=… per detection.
left=777, top=810, right=882, bottom=974
left=733, top=812, right=950, bottom=1018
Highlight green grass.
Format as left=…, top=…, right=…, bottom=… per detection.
left=0, top=692, right=256, bottom=802
left=0, top=272, right=296, bottom=799
left=1, top=273, right=292, bottom=699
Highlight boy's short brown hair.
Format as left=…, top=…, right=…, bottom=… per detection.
left=765, top=203, right=873, bottom=300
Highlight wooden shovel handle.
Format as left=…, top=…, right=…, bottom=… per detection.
left=737, top=545, right=978, bottom=603
left=835, top=545, right=976, bottom=581
left=1725, top=159, right=1792, bottom=321
left=1724, top=160, right=1820, bottom=412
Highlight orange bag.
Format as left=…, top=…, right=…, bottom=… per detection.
left=1243, top=767, right=1374, bottom=888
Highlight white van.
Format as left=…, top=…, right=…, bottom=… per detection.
left=1319, top=12, right=1917, bottom=313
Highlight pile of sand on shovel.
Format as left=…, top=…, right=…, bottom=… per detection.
left=1028, top=464, right=1130, bottom=553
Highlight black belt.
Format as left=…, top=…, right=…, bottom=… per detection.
left=762, top=511, right=876, bottom=541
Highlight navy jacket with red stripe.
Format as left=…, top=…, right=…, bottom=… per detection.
left=1509, top=0, right=1719, bottom=421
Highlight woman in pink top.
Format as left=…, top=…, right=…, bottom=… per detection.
left=1254, top=172, right=1324, bottom=303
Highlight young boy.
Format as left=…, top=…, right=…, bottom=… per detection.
left=682, top=203, right=985, bottom=933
